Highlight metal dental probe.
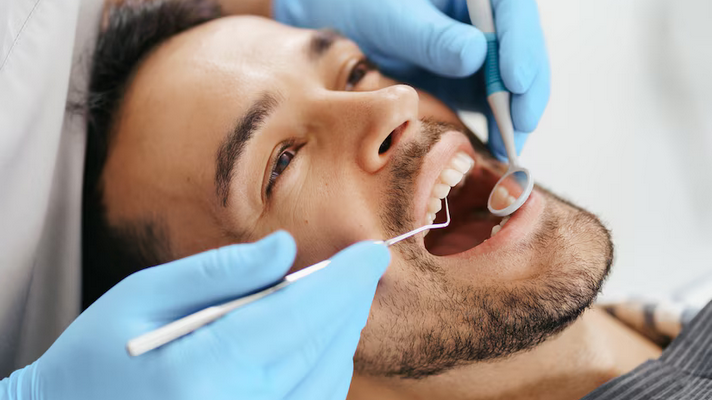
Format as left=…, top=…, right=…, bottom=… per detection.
left=126, top=198, right=451, bottom=357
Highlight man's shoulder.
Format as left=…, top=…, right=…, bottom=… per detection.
left=583, top=299, right=712, bottom=400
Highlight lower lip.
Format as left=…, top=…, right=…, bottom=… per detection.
left=432, top=189, right=544, bottom=259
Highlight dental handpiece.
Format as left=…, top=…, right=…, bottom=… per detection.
left=126, top=199, right=450, bottom=357
left=466, top=0, right=518, bottom=165
left=467, top=0, right=534, bottom=217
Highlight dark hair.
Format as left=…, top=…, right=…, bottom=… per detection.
left=82, top=0, right=223, bottom=308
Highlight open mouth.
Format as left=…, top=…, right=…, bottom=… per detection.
left=423, top=152, right=518, bottom=257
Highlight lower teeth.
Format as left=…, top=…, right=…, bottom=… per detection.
left=490, top=216, right=511, bottom=238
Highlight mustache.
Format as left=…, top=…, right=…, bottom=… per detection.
left=379, top=118, right=458, bottom=241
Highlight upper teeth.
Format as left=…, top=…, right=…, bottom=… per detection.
left=425, top=152, right=475, bottom=225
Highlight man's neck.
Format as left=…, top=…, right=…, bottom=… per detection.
left=348, top=308, right=662, bottom=400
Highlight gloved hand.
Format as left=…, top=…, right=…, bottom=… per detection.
left=274, top=0, right=550, bottom=161
left=1, top=231, right=390, bottom=400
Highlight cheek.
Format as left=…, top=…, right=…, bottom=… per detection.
left=369, top=254, right=447, bottom=315
left=270, top=171, right=387, bottom=272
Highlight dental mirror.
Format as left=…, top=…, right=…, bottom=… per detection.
left=483, top=79, right=534, bottom=217
left=488, top=168, right=533, bottom=217
left=465, top=0, right=534, bottom=217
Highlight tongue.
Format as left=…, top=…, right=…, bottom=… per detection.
left=427, top=218, right=498, bottom=256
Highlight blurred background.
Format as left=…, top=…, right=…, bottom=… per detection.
left=464, top=0, right=712, bottom=305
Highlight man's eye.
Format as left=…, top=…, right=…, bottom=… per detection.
left=274, top=150, right=294, bottom=176
left=346, top=58, right=376, bottom=91
left=267, top=148, right=296, bottom=196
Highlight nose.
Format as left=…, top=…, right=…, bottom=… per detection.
left=313, top=85, right=420, bottom=173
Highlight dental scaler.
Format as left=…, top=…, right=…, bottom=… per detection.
left=466, top=0, right=534, bottom=217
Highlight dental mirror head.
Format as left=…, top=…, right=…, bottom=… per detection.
left=487, top=168, right=533, bottom=217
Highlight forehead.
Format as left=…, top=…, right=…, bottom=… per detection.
left=137, top=15, right=311, bottom=104
left=118, top=17, right=306, bottom=147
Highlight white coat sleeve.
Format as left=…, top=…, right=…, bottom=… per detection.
left=0, top=0, right=102, bottom=376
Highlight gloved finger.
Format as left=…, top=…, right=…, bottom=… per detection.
left=266, top=304, right=365, bottom=399
left=204, top=241, right=389, bottom=366
left=493, top=0, right=546, bottom=94
left=510, top=56, right=550, bottom=133
left=284, top=294, right=369, bottom=400
left=486, top=110, right=530, bottom=162
left=433, top=0, right=472, bottom=24
left=325, top=363, right=357, bottom=400
left=119, top=230, right=296, bottom=315
left=283, top=342, right=356, bottom=400
left=376, top=1, right=486, bottom=78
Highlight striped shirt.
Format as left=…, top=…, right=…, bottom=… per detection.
left=583, top=299, right=712, bottom=399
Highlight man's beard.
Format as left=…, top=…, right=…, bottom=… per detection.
left=354, top=119, right=614, bottom=379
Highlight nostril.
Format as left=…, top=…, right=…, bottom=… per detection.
left=379, top=133, right=393, bottom=154
left=379, top=121, right=408, bottom=155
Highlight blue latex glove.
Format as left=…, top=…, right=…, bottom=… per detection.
left=274, top=0, right=550, bottom=161
left=1, top=231, right=390, bottom=400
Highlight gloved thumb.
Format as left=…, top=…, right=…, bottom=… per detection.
left=326, top=240, right=391, bottom=288
left=381, top=2, right=486, bottom=77
left=121, top=230, right=296, bottom=315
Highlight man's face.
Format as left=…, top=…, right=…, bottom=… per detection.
left=103, top=16, right=612, bottom=378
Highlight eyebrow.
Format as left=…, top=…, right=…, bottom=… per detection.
left=215, top=92, right=281, bottom=207
left=308, top=29, right=346, bottom=61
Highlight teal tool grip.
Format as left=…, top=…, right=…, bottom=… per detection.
left=484, top=32, right=506, bottom=95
